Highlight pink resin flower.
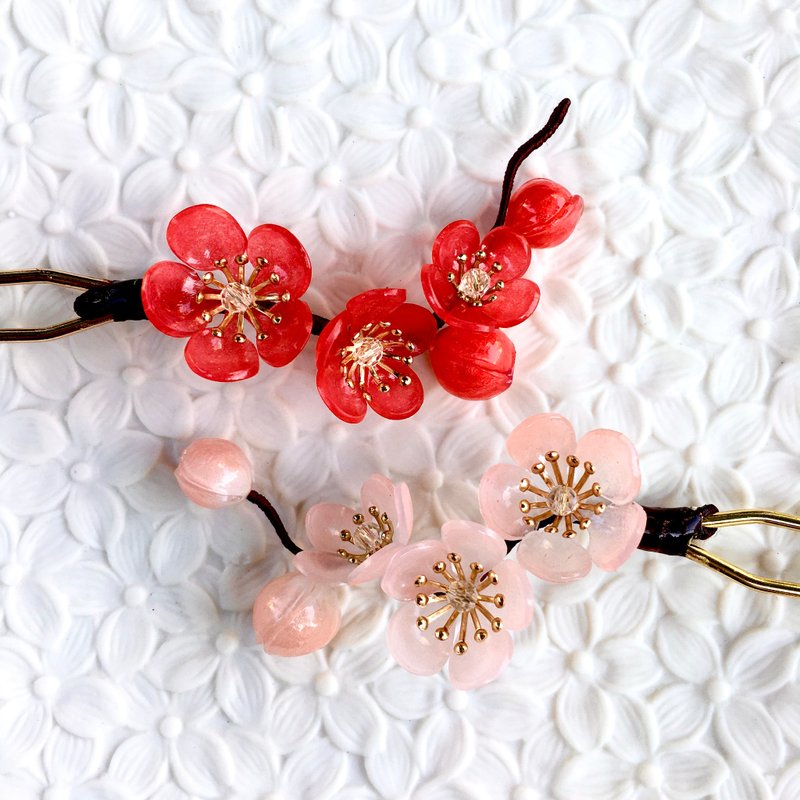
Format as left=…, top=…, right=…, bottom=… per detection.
left=479, top=413, right=646, bottom=584
left=294, top=475, right=413, bottom=586
left=381, top=521, right=534, bottom=690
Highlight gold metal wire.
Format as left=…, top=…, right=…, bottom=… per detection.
left=686, top=509, right=800, bottom=597
left=0, top=269, right=113, bottom=341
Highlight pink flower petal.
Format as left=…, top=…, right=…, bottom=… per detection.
left=167, top=205, right=247, bottom=270
left=588, top=502, right=646, bottom=572
left=360, top=475, right=413, bottom=544
left=507, top=413, right=577, bottom=469
left=386, top=602, right=449, bottom=677
left=491, top=561, right=534, bottom=631
left=293, top=551, right=353, bottom=584
left=576, top=429, right=641, bottom=505
left=441, top=520, right=507, bottom=567
left=184, top=327, right=259, bottom=382
left=380, top=540, right=447, bottom=600
left=479, top=462, right=529, bottom=540
left=348, top=541, right=402, bottom=585
left=246, top=223, right=312, bottom=298
left=305, top=503, right=357, bottom=552
left=447, top=629, right=513, bottom=690
left=517, top=530, right=592, bottom=583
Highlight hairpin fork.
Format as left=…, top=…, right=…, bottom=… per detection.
left=0, top=268, right=119, bottom=341
left=686, top=509, right=800, bottom=598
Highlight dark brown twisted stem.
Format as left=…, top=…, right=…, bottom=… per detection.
left=247, top=490, right=302, bottom=555
left=492, top=98, right=572, bottom=229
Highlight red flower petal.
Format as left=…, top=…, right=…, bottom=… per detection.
left=482, top=226, right=531, bottom=281
left=505, top=179, right=584, bottom=249
left=254, top=299, right=312, bottom=367
left=247, top=224, right=312, bottom=299
left=431, top=220, right=481, bottom=270
left=367, top=361, right=424, bottom=420
left=141, top=260, right=211, bottom=337
left=316, top=356, right=367, bottom=424
left=480, top=278, right=540, bottom=328
left=184, top=327, right=260, bottom=382
left=346, top=288, right=406, bottom=329
left=385, top=302, right=438, bottom=354
left=315, top=312, right=349, bottom=368
left=167, top=205, right=247, bottom=270
left=429, top=326, right=515, bottom=400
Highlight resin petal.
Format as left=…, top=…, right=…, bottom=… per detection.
left=254, top=299, right=312, bottom=367
left=507, top=413, right=577, bottom=469
left=479, top=462, right=529, bottom=540
left=441, top=520, right=507, bottom=568
left=491, top=560, right=534, bottom=631
left=447, top=628, right=513, bottom=690
left=386, top=602, right=449, bottom=676
left=305, top=503, right=358, bottom=552
left=141, top=260, right=211, bottom=337
left=247, top=223, right=312, bottom=298
left=184, top=326, right=260, bottom=382
left=360, top=475, right=413, bottom=544
left=576, top=428, right=641, bottom=505
left=381, top=540, right=448, bottom=600
left=167, top=204, right=247, bottom=270
left=517, top=529, right=592, bottom=583
left=293, top=551, right=353, bottom=585
left=588, top=502, right=647, bottom=572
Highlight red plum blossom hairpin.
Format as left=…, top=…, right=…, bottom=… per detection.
left=174, top=414, right=800, bottom=690
left=0, top=100, right=583, bottom=423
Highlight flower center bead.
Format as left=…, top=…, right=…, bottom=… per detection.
left=518, top=451, right=605, bottom=537
left=447, top=248, right=505, bottom=307
left=414, top=553, right=505, bottom=655
left=195, top=255, right=290, bottom=343
left=337, top=505, right=394, bottom=564
left=339, top=321, right=416, bottom=400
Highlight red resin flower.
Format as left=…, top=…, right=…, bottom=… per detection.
left=316, top=288, right=437, bottom=423
left=504, top=178, right=583, bottom=249
left=421, top=221, right=538, bottom=331
left=141, top=205, right=313, bottom=382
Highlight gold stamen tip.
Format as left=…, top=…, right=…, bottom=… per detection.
left=235, top=254, right=247, bottom=264
left=339, top=530, right=351, bottom=541
left=519, top=478, right=530, bottom=491
left=433, top=561, right=446, bottom=573
left=399, top=375, right=412, bottom=386
left=474, top=628, right=488, bottom=642
left=545, top=451, right=559, bottom=462
left=476, top=250, right=486, bottom=260
left=211, top=329, right=223, bottom=338
left=592, top=482, right=602, bottom=496
left=257, top=257, right=267, bottom=266
left=348, top=557, right=357, bottom=564
left=280, top=292, right=290, bottom=302
left=353, top=514, right=364, bottom=524
left=487, top=571, right=498, bottom=585
left=379, top=384, right=390, bottom=393
left=362, top=392, right=372, bottom=402
left=584, top=461, right=595, bottom=474
left=488, top=294, right=497, bottom=302
left=434, top=628, right=449, bottom=641
left=579, top=518, right=591, bottom=530
left=447, top=553, right=461, bottom=563
left=417, top=616, right=429, bottom=630
left=337, top=548, right=348, bottom=557
left=532, top=463, right=545, bottom=474
left=567, top=455, right=579, bottom=467
left=380, top=512, right=389, bottom=522
left=456, top=253, right=467, bottom=262
left=380, top=321, right=391, bottom=327
left=414, top=575, right=427, bottom=586
left=201, top=311, right=212, bottom=322
left=493, top=594, right=505, bottom=608
left=405, top=342, right=415, bottom=351
left=269, top=272, right=280, bottom=283
left=454, top=641, right=468, bottom=655
left=520, top=499, right=531, bottom=513
left=523, top=516, right=534, bottom=526
left=494, top=280, right=505, bottom=290
left=470, top=562, right=482, bottom=572
left=345, top=379, right=355, bottom=388
left=491, top=618, right=502, bottom=632
left=562, top=530, right=577, bottom=538
left=195, top=292, right=204, bottom=302
left=257, top=333, right=268, bottom=341
left=391, top=328, right=402, bottom=336
left=368, top=506, right=378, bottom=515
left=595, top=503, right=606, bottom=514
left=447, top=272, right=456, bottom=282
left=272, top=316, right=282, bottom=325
left=202, top=272, right=214, bottom=283
left=402, top=356, right=413, bottom=365
left=492, top=261, right=501, bottom=271
left=216, top=258, right=227, bottom=267
left=415, top=594, right=428, bottom=607
left=233, top=333, right=246, bottom=343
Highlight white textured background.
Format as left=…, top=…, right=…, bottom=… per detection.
left=0, top=1, right=798, bottom=798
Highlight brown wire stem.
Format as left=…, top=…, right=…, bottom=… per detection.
left=492, top=98, right=572, bottom=229
left=247, top=490, right=302, bottom=555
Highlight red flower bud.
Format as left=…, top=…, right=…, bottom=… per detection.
left=505, top=178, right=583, bottom=249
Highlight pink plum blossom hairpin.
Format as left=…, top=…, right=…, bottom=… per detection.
left=173, top=415, right=800, bottom=690
left=0, top=100, right=583, bottom=423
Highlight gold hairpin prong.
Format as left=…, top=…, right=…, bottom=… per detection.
left=0, top=268, right=114, bottom=341
left=686, top=508, right=800, bottom=598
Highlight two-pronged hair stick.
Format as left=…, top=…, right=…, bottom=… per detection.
left=0, top=100, right=583, bottom=423
left=173, top=413, right=800, bottom=690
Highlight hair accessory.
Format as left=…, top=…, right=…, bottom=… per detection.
left=0, top=101, right=582, bottom=422
left=174, top=414, right=800, bottom=690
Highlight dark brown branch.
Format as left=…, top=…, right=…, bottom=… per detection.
left=247, top=490, right=302, bottom=555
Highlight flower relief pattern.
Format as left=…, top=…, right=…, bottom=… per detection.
left=0, top=1, right=797, bottom=799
